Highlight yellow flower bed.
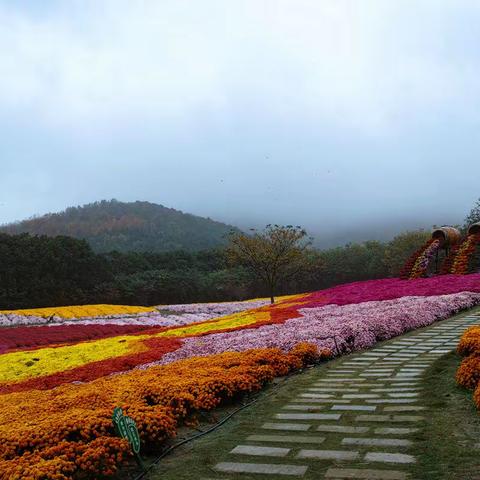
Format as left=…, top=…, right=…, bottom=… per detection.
left=0, top=335, right=148, bottom=383
left=0, top=304, right=155, bottom=319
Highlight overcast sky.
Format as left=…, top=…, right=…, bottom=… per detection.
left=1, top=1, right=479, bottom=246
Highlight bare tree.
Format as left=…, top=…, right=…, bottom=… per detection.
left=226, top=225, right=311, bottom=304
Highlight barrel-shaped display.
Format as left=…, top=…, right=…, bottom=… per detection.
left=468, top=222, right=480, bottom=235
left=431, top=226, right=461, bottom=247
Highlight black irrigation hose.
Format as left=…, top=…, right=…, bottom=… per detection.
left=131, top=356, right=332, bottom=480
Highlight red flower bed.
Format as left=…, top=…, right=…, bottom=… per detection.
left=0, top=324, right=155, bottom=354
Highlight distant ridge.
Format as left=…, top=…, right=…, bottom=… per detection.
left=0, top=199, right=238, bottom=252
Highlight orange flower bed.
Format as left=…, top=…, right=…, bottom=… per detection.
left=456, top=325, right=480, bottom=409
left=456, top=352, right=480, bottom=390
left=0, top=343, right=327, bottom=479
left=457, top=325, right=480, bottom=356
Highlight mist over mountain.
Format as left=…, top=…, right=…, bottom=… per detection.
left=0, top=200, right=238, bottom=253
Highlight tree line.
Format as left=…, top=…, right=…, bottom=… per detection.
left=0, top=229, right=429, bottom=310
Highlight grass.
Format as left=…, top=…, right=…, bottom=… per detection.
left=410, top=352, right=480, bottom=480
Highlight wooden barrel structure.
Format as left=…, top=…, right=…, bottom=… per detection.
left=468, top=222, right=480, bottom=235
left=431, top=226, right=462, bottom=248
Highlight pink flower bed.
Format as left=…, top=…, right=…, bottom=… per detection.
left=159, top=292, right=480, bottom=364
left=303, top=274, right=480, bottom=307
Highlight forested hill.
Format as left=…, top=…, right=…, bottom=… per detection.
left=0, top=200, right=238, bottom=253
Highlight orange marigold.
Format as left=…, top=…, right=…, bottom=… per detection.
left=456, top=352, right=480, bottom=389
left=457, top=325, right=480, bottom=356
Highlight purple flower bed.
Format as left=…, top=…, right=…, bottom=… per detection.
left=158, top=292, right=480, bottom=364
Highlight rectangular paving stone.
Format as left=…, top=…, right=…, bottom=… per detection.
left=325, top=467, right=407, bottom=479
left=327, top=370, right=356, bottom=375
left=387, top=392, right=418, bottom=398
left=324, top=378, right=366, bottom=382
left=367, top=399, right=417, bottom=404
left=282, top=404, right=325, bottom=411
left=303, top=391, right=333, bottom=397
left=300, top=393, right=339, bottom=399
left=262, top=422, right=310, bottom=431
left=311, top=387, right=359, bottom=392
left=365, top=452, right=416, bottom=464
left=247, top=434, right=326, bottom=444
left=374, top=427, right=419, bottom=435
left=350, top=383, right=385, bottom=387
left=332, top=405, right=377, bottom=412
left=296, top=449, right=359, bottom=461
left=355, top=415, right=424, bottom=423
left=342, top=438, right=412, bottom=447
left=294, top=398, right=351, bottom=404
left=383, top=381, right=419, bottom=385
left=230, top=445, right=290, bottom=457
left=342, top=394, right=380, bottom=399
left=215, top=462, right=308, bottom=476
left=371, top=388, right=419, bottom=392
left=275, top=413, right=341, bottom=421
left=383, top=406, right=425, bottom=412
left=317, top=425, right=369, bottom=434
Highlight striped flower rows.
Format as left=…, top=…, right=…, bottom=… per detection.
left=1, top=274, right=480, bottom=478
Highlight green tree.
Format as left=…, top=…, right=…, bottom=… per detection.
left=464, top=197, right=480, bottom=231
left=226, top=225, right=311, bottom=304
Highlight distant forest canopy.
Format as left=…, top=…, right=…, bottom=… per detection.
left=0, top=199, right=238, bottom=253
left=0, top=229, right=429, bottom=310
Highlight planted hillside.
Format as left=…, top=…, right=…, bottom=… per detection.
left=0, top=200, right=238, bottom=253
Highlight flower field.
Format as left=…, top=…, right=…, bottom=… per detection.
left=1, top=274, right=480, bottom=478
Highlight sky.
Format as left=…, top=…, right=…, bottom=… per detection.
left=1, top=0, right=480, bottom=247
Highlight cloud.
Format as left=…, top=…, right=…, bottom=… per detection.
left=1, top=0, right=480, bottom=135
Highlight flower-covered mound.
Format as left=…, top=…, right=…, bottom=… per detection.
left=450, top=234, right=480, bottom=275
left=2, top=273, right=480, bottom=478
left=456, top=324, right=480, bottom=409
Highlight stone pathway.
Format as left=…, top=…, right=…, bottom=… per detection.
left=207, top=311, right=479, bottom=480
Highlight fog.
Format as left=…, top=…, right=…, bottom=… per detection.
left=1, top=1, right=479, bottom=246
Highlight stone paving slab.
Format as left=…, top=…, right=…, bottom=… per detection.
left=230, top=445, right=291, bottom=457
left=247, top=434, right=326, bottom=444
left=296, top=449, right=360, bottom=461
left=374, top=427, right=419, bottom=435
left=294, top=398, right=352, bottom=404
left=355, top=415, right=424, bottom=422
left=282, top=404, right=326, bottom=411
left=325, top=467, right=408, bottom=479
left=365, top=452, right=416, bottom=464
left=341, top=437, right=412, bottom=447
left=275, top=413, right=341, bottom=420
left=316, top=425, right=370, bottom=434
left=214, top=462, right=308, bottom=475
left=262, top=422, right=311, bottom=431
left=331, top=405, right=377, bottom=411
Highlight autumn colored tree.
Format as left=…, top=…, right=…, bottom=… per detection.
left=226, top=225, right=311, bottom=303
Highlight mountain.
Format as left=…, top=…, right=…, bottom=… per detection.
left=0, top=200, right=238, bottom=253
